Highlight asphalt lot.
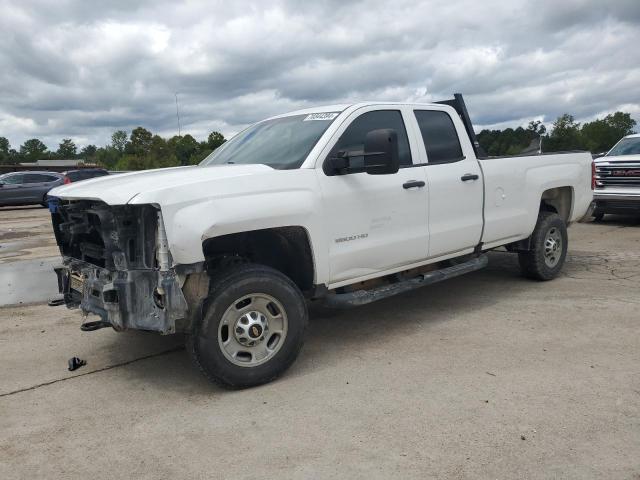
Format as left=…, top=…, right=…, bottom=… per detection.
left=1, top=206, right=639, bottom=479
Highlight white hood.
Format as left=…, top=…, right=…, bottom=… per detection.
left=596, top=154, right=640, bottom=163
left=49, top=164, right=274, bottom=205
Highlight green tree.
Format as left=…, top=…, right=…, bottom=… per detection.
left=116, top=154, right=147, bottom=171
left=0, top=137, right=9, bottom=155
left=147, top=135, right=179, bottom=168
left=94, top=146, right=120, bottom=169
left=0, top=137, right=9, bottom=164
left=168, top=134, right=199, bottom=166
left=129, top=127, right=153, bottom=156
left=111, top=130, right=128, bottom=154
left=57, top=138, right=77, bottom=158
left=20, top=138, right=48, bottom=161
left=477, top=124, right=540, bottom=156
left=545, top=114, right=583, bottom=151
left=581, top=112, right=637, bottom=153
left=80, top=144, right=97, bottom=160
left=207, top=131, right=226, bottom=150
left=526, top=120, right=546, bottom=135
left=191, top=146, right=212, bottom=164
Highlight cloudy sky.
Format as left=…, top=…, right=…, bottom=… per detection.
left=1, top=0, right=639, bottom=150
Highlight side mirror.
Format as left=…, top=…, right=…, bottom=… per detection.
left=324, top=128, right=400, bottom=176
left=363, top=128, right=400, bottom=175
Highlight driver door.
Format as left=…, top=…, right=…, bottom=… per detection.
left=316, top=106, right=429, bottom=286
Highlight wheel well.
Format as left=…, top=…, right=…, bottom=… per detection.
left=540, top=186, right=573, bottom=223
left=202, top=227, right=315, bottom=293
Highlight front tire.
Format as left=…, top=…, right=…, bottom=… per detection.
left=518, top=212, right=568, bottom=281
left=186, top=263, right=308, bottom=388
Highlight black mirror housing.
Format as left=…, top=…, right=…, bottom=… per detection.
left=364, top=128, right=400, bottom=175
left=324, top=128, right=401, bottom=176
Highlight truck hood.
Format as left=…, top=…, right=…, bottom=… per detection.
left=596, top=154, right=640, bottom=163
left=49, top=164, right=274, bottom=205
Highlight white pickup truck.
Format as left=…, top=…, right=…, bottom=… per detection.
left=592, top=133, right=640, bottom=220
left=49, top=94, right=593, bottom=388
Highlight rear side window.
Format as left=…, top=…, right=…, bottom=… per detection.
left=23, top=174, right=51, bottom=183
left=2, top=174, right=24, bottom=184
left=414, top=110, right=464, bottom=164
left=330, top=110, right=412, bottom=168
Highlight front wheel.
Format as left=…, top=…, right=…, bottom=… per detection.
left=518, top=212, right=568, bottom=281
left=186, top=263, right=308, bottom=388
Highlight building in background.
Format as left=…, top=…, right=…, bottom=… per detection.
left=18, top=159, right=86, bottom=168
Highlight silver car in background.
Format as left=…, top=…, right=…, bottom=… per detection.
left=0, top=171, right=64, bottom=207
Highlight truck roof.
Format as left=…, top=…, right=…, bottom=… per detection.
left=271, top=101, right=453, bottom=118
left=269, top=94, right=484, bottom=158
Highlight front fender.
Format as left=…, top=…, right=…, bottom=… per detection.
left=140, top=169, right=329, bottom=285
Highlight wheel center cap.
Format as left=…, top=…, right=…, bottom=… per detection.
left=234, top=311, right=268, bottom=346
left=249, top=324, right=263, bottom=339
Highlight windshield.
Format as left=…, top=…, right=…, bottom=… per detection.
left=200, top=113, right=340, bottom=169
left=607, top=137, right=640, bottom=156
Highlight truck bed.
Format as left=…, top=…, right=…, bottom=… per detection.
left=479, top=151, right=593, bottom=249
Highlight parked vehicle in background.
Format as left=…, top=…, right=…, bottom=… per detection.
left=48, top=94, right=593, bottom=388
left=0, top=171, right=64, bottom=207
left=592, top=133, right=640, bottom=220
left=61, top=168, right=109, bottom=184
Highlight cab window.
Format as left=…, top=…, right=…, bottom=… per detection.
left=329, top=110, right=412, bottom=169
left=414, top=110, right=464, bottom=164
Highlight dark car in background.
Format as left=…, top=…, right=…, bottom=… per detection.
left=0, top=171, right=64, bottom=207
left=61, top=168, right=109, bottom=184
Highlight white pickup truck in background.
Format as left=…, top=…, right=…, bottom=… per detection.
left=592, top=133, right=640, bottom=220
left=48, top=94, right=593, bottom=388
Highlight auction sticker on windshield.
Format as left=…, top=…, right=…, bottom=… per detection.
left=303, top=112, right=340, bottom=121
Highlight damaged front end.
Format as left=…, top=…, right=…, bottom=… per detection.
left=51, top=199, right=187, bottom=334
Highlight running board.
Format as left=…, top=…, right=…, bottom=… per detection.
left=320, top=254, right=488, bottom=308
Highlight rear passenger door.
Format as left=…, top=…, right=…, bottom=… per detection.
left=412, top=109, right=484, bottom=258
left=22, top=174, right=56, bottom=202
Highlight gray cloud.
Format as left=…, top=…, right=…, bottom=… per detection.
left=0, top=0, right=639, bottom=150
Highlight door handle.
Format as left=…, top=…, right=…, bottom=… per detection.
left=403, top=180, right=425, bottom=189
left=461, top=173, right=479, bottom=182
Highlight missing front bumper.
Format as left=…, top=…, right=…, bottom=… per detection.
left=55, top=261, right=188, bottom=334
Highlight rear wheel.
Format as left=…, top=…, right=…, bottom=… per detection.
left=592, top=211, right=605, bottom=222
left=518, top=212, right=568, bottom=281
left=186, top=263, right=308, bottom=388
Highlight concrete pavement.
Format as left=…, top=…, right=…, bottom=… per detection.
left=0, top=208, right=639, bottom=479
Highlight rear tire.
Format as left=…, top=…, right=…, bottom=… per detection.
left=186, top=263, right=308, bottom=389
left=592, top=211, right=604, bottom=222
left=518, top=212, right=568, bottom=281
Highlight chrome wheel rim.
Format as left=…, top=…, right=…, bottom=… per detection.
left=543, top=227, right=563, bottom=268
left=218, top=293, right=288, bottom=367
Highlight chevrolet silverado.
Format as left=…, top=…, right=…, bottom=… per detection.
left=48, top=94, right=593, bottom=388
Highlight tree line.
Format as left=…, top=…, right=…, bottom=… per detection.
left=0, top=127, right=226, bottom=170
left=477, top=111, right=636, bottom=156
left=0, top=110, right=636, bottom=169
